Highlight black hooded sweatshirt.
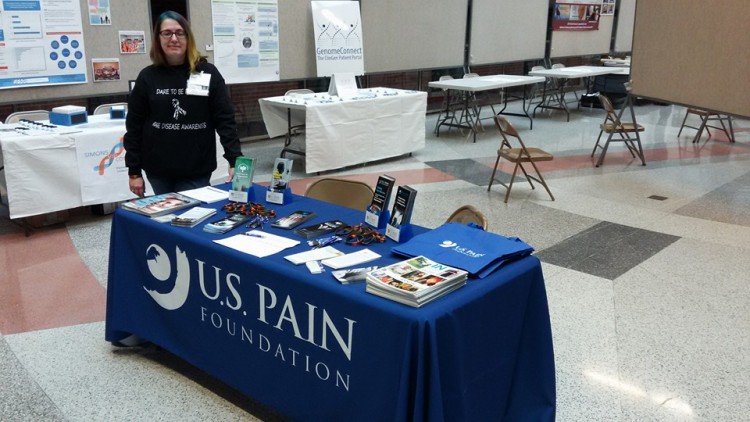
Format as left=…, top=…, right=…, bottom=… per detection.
left=124, top=60, right=242, bottom=179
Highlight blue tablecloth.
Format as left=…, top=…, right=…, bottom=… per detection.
left=105, top=185, right=555, bottom=421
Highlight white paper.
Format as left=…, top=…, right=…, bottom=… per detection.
left=321, top=249, right=381, bottom=270
left=214, top=231, right=300, bottom=257
left=284, top=246, right=344, bottom=265
left=179, top=186, right=229, bottom=203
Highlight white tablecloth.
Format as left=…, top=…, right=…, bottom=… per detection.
left=259, top=89, right=427, bottom=173
left=0, top=115, right=228, bottom=218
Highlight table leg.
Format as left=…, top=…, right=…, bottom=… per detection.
left=497, top=85, right=536, bottom=130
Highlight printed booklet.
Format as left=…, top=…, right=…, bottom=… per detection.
left=121, top=192, right=200, bottom=217
left=365, top=256, right=467, bottom=307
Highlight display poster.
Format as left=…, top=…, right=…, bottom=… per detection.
left=600, top=0, right=615, bottom=16
left=553, top=0, right=602, bottom=31
left=211, top=0, right=280, bottom=84
left=311, top=1, right=364, bottom=77
left=0, top=0, right=88, bottom=90
left=87, top=0, right=110, bottom=25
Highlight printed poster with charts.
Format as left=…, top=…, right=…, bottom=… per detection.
left=0, top=0, right=88, bottom=90
left=211, top=0, right=280, bottom=84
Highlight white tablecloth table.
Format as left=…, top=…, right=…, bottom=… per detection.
left=0, top=115, right=228, bottom=219
left=259, top=88, right=427, bottom=173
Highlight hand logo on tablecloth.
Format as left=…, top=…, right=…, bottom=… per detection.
left=144, top=244, right=190, bottom=310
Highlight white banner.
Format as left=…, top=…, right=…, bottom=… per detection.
left=211, top=0, right=280, bottom=84
left=75, top=126, right=133, bottom=205
left=311, top=1, right=364, bottom=77
left=76, top=125, right=230, bottom=203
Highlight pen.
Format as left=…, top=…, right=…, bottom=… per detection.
left=246, top=232, right=264, bottom=238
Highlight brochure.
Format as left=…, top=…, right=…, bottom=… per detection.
left=230, top=156, right=256, bottom=202
left=321, top=249, right=381, bottom=270
left=293, top=220, right=346, bottom=239
left=272, top=210, right=316, bottom=229
left=284, top=246, right=344, bottom=265
left=203, top=214, right=250, bottom=234
left=270, top=158, right=293, bottom=192
left=388, top=185, right=417, bottom=228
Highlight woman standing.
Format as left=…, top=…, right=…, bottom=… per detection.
left=125, top=11, right=242, bottom=196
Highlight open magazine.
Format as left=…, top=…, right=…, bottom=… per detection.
left=121, top=192, right=200, bottom=217
left=365, top=256, right=467, bottom=307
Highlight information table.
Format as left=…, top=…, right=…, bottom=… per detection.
left=105, top=184, right=556, bottom=421
left=259, top=89, right=427, bottom=173
left=0, top=115, right=228, bottom=219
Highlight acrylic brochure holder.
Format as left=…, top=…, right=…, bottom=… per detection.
left=365, top=208, right=390, bottom=230
left=266, top=187, right=293, bottom=205
left=385, top=222, right=413, bottom=243
left=229, top=186, right=255, bottom=203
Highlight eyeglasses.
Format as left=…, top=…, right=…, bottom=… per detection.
left=159, top=30, right=186, bottom=39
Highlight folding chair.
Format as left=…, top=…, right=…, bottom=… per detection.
left=488, top=116, right=555, bottom=203
left=677, top=108, right=735, bottom=143
left=5, top=110, right=49, bottom=124
left=446, top=205, right=488, bottom=230
left=305, top=178, right=374, bottom=211
left=591, top=94, right=645, bottom=167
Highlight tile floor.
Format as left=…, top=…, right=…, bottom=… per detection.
left=1, top=97, right=749, bottom=421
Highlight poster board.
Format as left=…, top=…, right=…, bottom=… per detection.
left=311, top=1, right=364, bottom=77
left=0, top=0, right=152, bottom=105
left=469, top=0, right=547, bottom=66
left=629, top=0, right=750, bottom=117
left=210, top=0, right=281, bottom=84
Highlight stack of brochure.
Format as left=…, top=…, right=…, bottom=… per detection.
left=365, top=256, right=467, bottom=307
left=171, top=207, right=217, bottom=228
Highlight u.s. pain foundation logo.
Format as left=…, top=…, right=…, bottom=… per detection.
left=144, top=244, right=191, bottom=310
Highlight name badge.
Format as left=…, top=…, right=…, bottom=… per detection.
left=186, top=72, right=211, bottom=96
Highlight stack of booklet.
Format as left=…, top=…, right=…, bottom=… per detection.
left=171, top=207, right=217, bottom=228
left=365, top=256, right=467, bottom=307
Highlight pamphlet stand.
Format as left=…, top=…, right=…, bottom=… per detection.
left=385, top=223, right=414, bottom=243
left=266, top=187, right=292, bottom=205
left=365, top=209, right=390, bottom=230
left=229, top=187, right=255, bottom=203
